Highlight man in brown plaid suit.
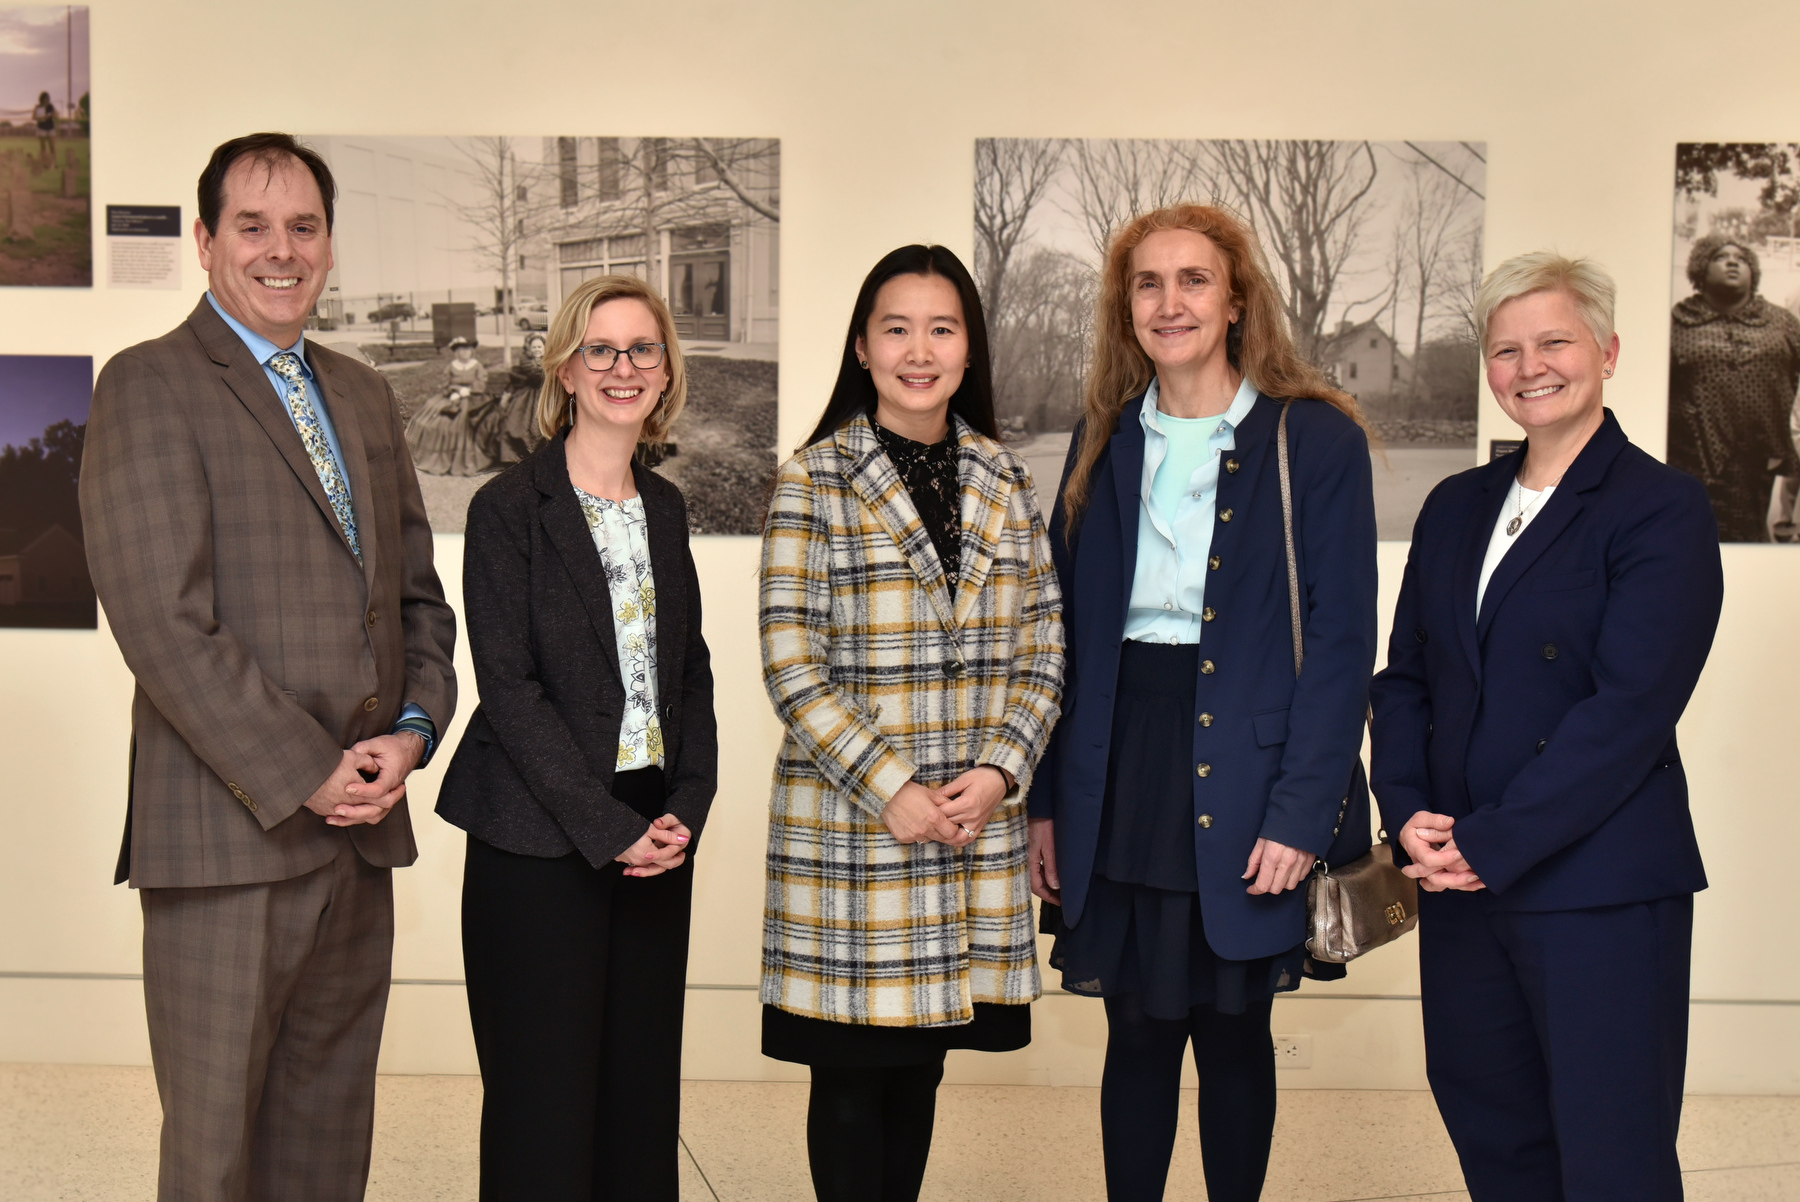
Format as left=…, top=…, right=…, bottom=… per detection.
left=79, top=133, right=457, bottom=1202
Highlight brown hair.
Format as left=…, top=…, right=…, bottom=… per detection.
left=537, top=274, right=688, bottom=446
left=1061, top=204, right=1366, bottom=528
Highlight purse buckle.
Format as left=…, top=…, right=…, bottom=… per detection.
left=1385, top=902, right=1407, bottom=926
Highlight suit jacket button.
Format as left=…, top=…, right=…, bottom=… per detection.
left=1225, top=459, right=1240, bottom=473
left=1202, top=607, right=1217, bottom=621
left=1196, top=763, right=1212, bottom=777
left=1414, top=627, right=1428, bottom=643
left=1200, top=660, right=1215, bottom=675
left=942, top=661, right=966, bottom=679
left=1198, top=712, right=1213, bottom=727
left=363, top=696, right=380, bottom=711
left=1219, top=508, right=1234, bottom=523
left=1536, top=738, right=1547, bottom=753
left=1542, top=643, right=1558, bottom=660
left=1209, top=555, right=1221, bottom=570
left=1198, top=813, right=1214, bottom=828
left=366, top=609, right=378, bottom=627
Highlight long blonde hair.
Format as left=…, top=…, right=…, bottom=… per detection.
left=1061, top=204, right=1366, bottom=527
left=536, top=274, right=688, bottom=445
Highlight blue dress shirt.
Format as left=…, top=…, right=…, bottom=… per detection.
left=205, top=292, right=436, bottom=758
left=1123, top=376, right=1260, bottom=644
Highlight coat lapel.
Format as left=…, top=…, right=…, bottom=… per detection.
left=309, top=348, right=378, bottom=587
left=951, top=420, right=1016, bottom=629
left=1109, top=392, right=1148, bottom=613
left=636, top=463, right=686, bottom=708
left=1454, top=466, right=1510, bottom=676
left=188, top=298, right=362, bottom=567
left=534, top=438, right=623, bottom=682
left=1475, top=411, right=1629, bottom=641
left=837, top=415, right=957, bottom=635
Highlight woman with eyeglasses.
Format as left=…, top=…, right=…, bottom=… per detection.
left=438, top=274, right=717, bottom=1200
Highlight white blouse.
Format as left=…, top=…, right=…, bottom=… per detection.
left=573, top=486, right=664, bottom=771
left=1476, top=476, right=1556, bottom=616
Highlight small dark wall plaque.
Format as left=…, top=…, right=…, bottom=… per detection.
left=1489, top=440, right=1524, bottom=461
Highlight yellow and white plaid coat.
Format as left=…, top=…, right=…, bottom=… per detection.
left=759, top=414, right=1064, bottom=1028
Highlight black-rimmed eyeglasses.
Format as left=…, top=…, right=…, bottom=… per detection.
left=577, top=342, right=666, bottom=372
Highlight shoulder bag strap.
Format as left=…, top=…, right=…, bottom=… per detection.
left=1278, top=400, right=1303, bottom=679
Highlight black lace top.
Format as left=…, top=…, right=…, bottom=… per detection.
left=874, top=421, right=962, bottom=584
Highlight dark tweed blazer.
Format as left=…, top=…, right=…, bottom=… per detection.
left=436, top=435, right=717, bottom=866
left=81, top=296, right=458, bottom=889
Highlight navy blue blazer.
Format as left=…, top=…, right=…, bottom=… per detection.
left=1038, top=391, right=1378, bottom=959
left=1369, top=411, right=1722, bottom=909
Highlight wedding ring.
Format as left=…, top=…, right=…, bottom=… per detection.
left=959, top=825, right=975, bottom=838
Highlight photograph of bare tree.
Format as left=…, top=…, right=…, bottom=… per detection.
left=300, top=135, right=779, bottom=534
left=975, top=139, right=1485, bottom=538
left=1668, top=143, right=1800, bottom=543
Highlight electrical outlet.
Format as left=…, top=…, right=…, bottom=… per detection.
left=1272, top=1033, right=1313, bottom=1068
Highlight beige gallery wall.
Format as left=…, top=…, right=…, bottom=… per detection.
left=2, top=0, right=1797, bottom=1093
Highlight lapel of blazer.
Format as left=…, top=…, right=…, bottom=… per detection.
left=1454, top=463, right=1511, bottom=677
left=187, top=297, right=363, bottom=569
left=951, top=418, right=1017, bottom=630
left=635, top=462, right=686, bottom=708
left=1475, top=411, right=1628, bottom=641
left=308, top=347, right=379, bottom=588
left=837, top=414, right=957, bottom=636
left=1109, top=391, right=1148, bottom=614
left=533, top=436, right=623, bottom=683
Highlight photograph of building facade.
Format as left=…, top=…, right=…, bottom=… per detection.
left=974, top=138, right=1484, bottom=538
left=301, top=135, right=779, bottom=534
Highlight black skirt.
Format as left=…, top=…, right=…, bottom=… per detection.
left=1050, top=641, right=1303, bottom=1021
left=762, top=1002, right=1030, bottom=1068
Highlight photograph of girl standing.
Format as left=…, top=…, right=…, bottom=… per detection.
left=1033, top=205, right=1379, bottom=1201
left=757, top=245, right=1064, bottom=1202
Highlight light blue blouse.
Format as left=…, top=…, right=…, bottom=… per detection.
left=1123, top=376, right=1260, bottom=645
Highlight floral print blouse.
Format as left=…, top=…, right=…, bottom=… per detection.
left=573, top=486, right=664, bottom=770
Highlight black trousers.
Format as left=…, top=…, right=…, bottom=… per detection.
left=1421, top=891, right=1692, bottom=1202
left=461, top=793, right=693, bottom=1201
left=1100, top=991, right=1277, bottom=1202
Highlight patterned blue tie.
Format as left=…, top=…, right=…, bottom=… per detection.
left=269, top=351, right=362, bottom=563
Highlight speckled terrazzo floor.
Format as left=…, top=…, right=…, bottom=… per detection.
left=3, top=1064, right=1796, bottom=1200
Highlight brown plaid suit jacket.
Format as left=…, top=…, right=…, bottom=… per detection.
left=81, top=297, right=458, bottom=889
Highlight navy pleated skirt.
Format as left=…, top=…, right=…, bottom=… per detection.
left=1049, top=641, right=1303, bottom=1021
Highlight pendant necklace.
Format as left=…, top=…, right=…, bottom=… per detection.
left=1506, top=471, right=1563, bottom=537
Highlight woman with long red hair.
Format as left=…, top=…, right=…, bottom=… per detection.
left=1031, top=205, right=1378, bottom=1200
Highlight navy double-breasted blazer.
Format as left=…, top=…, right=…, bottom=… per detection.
left=1037, top=391, right=1378, bottom=959
left=1369, top=411, right=1722, bottom=909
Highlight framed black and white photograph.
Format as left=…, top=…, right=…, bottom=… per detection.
left=1668, top=143, right=1800, bottom=543
left=0, top=5, right=89, bottom=287
left=0, top=353, right=93, bottom=628
left=974, top=138, right=1486, bottom=538
left=300, top=135, right=780, bottom=534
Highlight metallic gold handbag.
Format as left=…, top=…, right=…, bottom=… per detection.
left=1277, top=402, right=1420, bottom=965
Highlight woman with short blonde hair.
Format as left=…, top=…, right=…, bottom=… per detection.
left=1372, top=252, right=1723, bottom=1199
left=439, top=273, right=717, bottom=1199
left=1038, top=204, right=1377, bottom=1200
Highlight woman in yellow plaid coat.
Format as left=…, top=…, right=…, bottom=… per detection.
left=759, top=246, right=1064, bottom=1201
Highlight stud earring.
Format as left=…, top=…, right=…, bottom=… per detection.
left=858, top=360, right=868, bottom=369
